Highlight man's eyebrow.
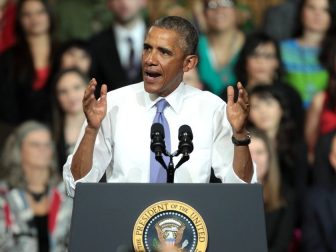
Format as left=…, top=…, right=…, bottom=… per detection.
left=158, top=46, right=173, bottom=55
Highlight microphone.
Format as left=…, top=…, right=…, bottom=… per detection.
left=178, top=125, right=194, bottom=155
left=175, top=125, right=193, bottom=170
left=150, top=123, right=166, bottom=155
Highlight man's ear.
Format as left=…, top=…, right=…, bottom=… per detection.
left=183, top=55, right=198, bottom=72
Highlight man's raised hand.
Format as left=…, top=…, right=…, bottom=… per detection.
left=83, top=78, right=107, bottom=130
left=226, top=82, right=250, bottom=135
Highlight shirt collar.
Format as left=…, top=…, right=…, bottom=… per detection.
left=144, top=82, right=186, bottom=113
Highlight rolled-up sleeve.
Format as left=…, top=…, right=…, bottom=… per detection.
left=212, top=104, right=258, bottom=184
left=63, top=119, right=113, bottom=197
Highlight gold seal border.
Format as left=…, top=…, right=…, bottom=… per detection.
left=133, top=200, right=208, bottom=252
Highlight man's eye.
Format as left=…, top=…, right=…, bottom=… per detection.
left=161, top=50, right=171, bottom=56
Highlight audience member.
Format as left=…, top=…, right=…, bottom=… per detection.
left=280, top=0, right=336, bottom=108
left=0, top=121, right=72, bottom=252
left=248, top=85, right=308, bottom=214
left=198, top=0, right=244, bottom=98
left=90, top=0, right=147, bottom=96
left=302, top=132, right=336, bottom=252
left=235, top=32, right=304, bottom=131
left=53, top=39, right=92, bottom=75
left=235, top=32, right=282, bottom=89
left=249, top=127, right=296, bottom=252
left=0, top=0, right=58, bottom=125
left=305, top=36, right=336, bottom=165
left=52, top=68, right=88, bottom=174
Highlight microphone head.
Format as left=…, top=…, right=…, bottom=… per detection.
left=150, top=123, right=166, bottom=154
left=151, top=123, right=165, bottom=139
left=178, top=125, right=193, bottom=140
left=178, top=124, right=194, bottom=154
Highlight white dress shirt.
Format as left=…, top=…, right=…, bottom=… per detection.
left=63, top=82, right=257, bottom=197
left=113, top=20, right=146, bottom=69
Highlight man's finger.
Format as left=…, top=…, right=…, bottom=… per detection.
left=237, top=98, right=250, bottom=112
left=227, top=85, right=234, bottom=105
left=237, top=82, right=249, bottom=104
left=100, top=84, right=107, bottom=98
left=98, top=84, right=108, bottom=105
left=84, top=79, right=97, bottom=100
left=83, top=94, right=96, bottom=109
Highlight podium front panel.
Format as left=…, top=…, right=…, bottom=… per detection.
left=69, top=183, right=267, bottom=252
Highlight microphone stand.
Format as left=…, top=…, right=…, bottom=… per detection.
left=166, top=155, right=175, bottom=183
left=155, top=151, right=190, bottom=183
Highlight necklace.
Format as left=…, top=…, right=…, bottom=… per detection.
left=27, top=186, right=49, bottom=202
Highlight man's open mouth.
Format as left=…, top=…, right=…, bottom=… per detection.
left=144, top=70, right=162, bottom=79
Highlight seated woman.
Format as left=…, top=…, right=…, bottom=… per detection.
left=0, top=121, right=72, bottom=252
left=249, top=128, right=296, bottom=252
left=51, top=68, right=88, bottom=173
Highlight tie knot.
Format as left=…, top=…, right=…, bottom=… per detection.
left=155, top=99, right=169, bottom=113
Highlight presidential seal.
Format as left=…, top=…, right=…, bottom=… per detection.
left=133, top=200, right=208, bottom=252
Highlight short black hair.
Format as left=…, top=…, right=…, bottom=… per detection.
left=152, top=16, right=199, bottom=55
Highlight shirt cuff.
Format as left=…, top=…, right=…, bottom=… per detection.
left=63, top=154, right=102, bottom=198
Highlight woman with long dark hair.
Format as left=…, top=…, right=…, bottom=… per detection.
left=51, top=68, right=88, bottom=174
left=248, top=85, right=308, bottom=216
left=249, top=128, right=296, bottom=252
left=0, top=0, right=57, bottom=125
left=235, top=32, right=283, bottom=88
left=235, top=32, right=304, bottom=131
left=280, top=0, right=336, bottom=108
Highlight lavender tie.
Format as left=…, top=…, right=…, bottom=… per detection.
left=150, top=99, right=171, bottom=183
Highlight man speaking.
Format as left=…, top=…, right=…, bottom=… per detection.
left=63, top=16, right=257, bottom=197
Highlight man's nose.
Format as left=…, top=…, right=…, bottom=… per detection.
left=144, top=50, right=158, bottom=66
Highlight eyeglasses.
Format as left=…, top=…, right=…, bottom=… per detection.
left=206, top=0, right=235, bottom=9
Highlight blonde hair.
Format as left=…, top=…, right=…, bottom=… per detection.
left=249, top=128, right=285, bottom=211
left=0, top=121, right=60, bottom=189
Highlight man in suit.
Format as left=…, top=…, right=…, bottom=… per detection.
left=90, top=0, right=147, bottom=96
